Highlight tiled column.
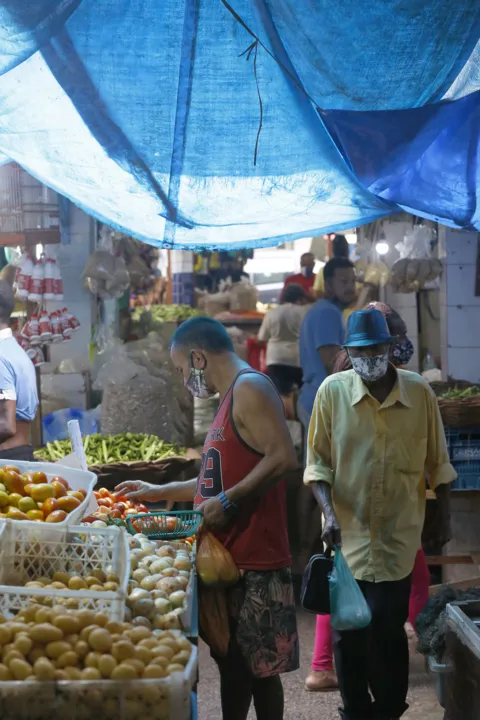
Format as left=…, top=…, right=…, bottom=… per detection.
left=439, top=228, right=480, bottom=383
left=171, top=250, right=194, bottom=306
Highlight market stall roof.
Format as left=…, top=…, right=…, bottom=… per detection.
left=0, top=1, right=479, bottom=249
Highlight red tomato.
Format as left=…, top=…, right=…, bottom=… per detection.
left=136, top=504, right=148, bottom=514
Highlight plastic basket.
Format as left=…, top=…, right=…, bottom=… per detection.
left=0, top=459, right=97, bottom=527
left=126, top=511, right=202, bottom=540
left=445, top=427, right=480, bottom=490
left=427, top=654, right=452, bottom=709
left=0, top=644, right=197, bottom=720
left=0, top=520, right=129, bottom=620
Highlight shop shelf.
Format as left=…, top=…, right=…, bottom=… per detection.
left=0, top=520, right=129, bottom=620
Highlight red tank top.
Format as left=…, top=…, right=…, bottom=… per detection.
left=194, top=370, right=291, bottom=571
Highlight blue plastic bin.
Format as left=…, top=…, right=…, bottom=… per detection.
left=42, top=408, right=98, bottom=444
left=445, top=427, right=480, bottom=490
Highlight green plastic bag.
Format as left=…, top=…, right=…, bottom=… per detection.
left=329, top=547, right=372, bottom=631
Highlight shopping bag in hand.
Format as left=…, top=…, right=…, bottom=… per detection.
left=196, top=528, right=239, bottom=588
left=329, top=547, right=372, bottom=631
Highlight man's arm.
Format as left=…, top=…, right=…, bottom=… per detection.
left=311, top=304, right=344, bottom=376
left=257, top=314, right=270, bottom=343
left=424, top=386, right=456, bottom=549
left=226, top=375, right=297, bottom=505
left=0, top=360, right=17, bottom=444
left=115, top=478, right=196, bottom=504
left=319, top=345, right=341, bottom=376
left=199, top=375, right=297, bottom=528
left=304, top=381, right=341, bottom=547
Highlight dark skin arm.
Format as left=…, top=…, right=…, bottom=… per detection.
left=311, top=481, right=342, bottom=549
left=199, top=374, right=298, bottom=529
left=0, top=400, right=16, bottom=444
left=319, top=345, right=341, bottom=376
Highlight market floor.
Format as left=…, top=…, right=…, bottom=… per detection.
left=197, top=611, right=443, bottom=720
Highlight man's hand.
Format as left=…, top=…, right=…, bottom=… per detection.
left=197, top=497, right=230, bottom=530
left=322, top=511, right=342, bottom=550
left=114, top=480, right=173, bottom=508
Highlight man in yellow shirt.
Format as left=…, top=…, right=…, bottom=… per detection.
left=304, top=308, right=455, bottom=720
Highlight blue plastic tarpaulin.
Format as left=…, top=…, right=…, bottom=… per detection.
left=0, top=0, right=479, bottom=249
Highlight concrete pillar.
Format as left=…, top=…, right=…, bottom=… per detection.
left=171, top=250, right=194, bottom=306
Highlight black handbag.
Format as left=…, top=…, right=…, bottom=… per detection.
left=301, top=549, right=333, bottom=614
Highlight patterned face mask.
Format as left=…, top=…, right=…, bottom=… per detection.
left=349, top=351, right=390, bottom=382
left=185, top=356, right=216, bottom=399
left=391, top=337, right=414, bottom=367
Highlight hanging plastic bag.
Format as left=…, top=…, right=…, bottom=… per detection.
left=329, top=548, right=372, bottom=631
left=196, top=529, right=239, bottom=588
left=198, top=583, right=230, bottom=657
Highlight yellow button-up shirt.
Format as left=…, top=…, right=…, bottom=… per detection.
left=304, top=368, right=457, bottom=582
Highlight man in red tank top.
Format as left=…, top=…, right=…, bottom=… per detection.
left=115, top=316, right=299, bottom=720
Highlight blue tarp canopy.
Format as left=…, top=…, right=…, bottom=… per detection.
left=0, top=1, right=479, bottom=248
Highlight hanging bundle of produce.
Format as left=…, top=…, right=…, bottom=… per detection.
left=390, top=224, right=443, bottom=293
left=83, top=228, right=130, bottom=298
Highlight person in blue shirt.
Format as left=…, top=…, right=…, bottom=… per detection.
left=0, top=280, right=38, bottom=461
left=298, top=257, right=356, bottom=437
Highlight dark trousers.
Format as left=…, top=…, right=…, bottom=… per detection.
left=332, top=575, right=411, bottom=720
left=266, top=364, right=303, bottom=396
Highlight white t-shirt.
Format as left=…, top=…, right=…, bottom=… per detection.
left=258, top=304, right=308, bottom=367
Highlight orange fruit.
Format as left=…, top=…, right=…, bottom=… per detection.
left=51, top=476, right=69, bottom=490
left=57, top=496, right=81, bottom=514
left=51, top=481, right=67, bottom=499
left=45, top=510, right=67, bottom=523
left=42, top=498, right=59, bottom=517
left=32, top=471, right=48, bottom=484
left=4, top=472, right=25, bottom=496
left=27, top=509, right=44, bottom=521
left=6, top=508, right=29, bottom=521
left=67, top=491, right=84, bottom=503
left=30, top=484, right=56, bottom=503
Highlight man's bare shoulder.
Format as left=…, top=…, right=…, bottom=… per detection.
left=234, top=371, right=281, bottom=404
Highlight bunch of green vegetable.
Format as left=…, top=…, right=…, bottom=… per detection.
left=439, top=385, right=480, bottom=399
left=35, top=433, right=186, bottom=465
left=132, top=304, right=200, bottom=323
left=416, top=585, right=480, bottom=660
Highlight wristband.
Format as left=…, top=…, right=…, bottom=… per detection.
left=218, top=491, right=238, bottom=514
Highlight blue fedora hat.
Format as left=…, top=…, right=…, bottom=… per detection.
left=344, top=309, right=395, bottom=348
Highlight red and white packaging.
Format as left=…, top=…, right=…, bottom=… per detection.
left=28, top=261, right=45, bottom=302
left=59, top=308, right=72, bottom=339
left=31, top=347, right=46, bottom=366
left=16, top=334, right=30, bottom=352
left=53, top=262, right=64, bottom=300
left=50, top=312, right=63, bottom=343
left=62, top=307, right=80, bottom=333
left=39, top=310, right=52, bottom=343
left=27, top=314, right=41, bottom=346
left=43, top=253, right=56, bottom=300
left=14, top=252, right=34, bottom=300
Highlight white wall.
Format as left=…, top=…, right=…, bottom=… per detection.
left=439, top=228, right=480, bottom=383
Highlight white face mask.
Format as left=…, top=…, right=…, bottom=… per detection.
left=349, top=351, right=389, bottom=382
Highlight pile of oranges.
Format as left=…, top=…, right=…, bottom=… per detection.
left=0, top=466, right=86, bottom=522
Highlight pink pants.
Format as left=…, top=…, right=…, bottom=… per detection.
left=311, top=549, right=430, bottom=672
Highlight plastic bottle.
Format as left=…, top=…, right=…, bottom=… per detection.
left=14, top=252, right=34, bottom=300
left=422, top=350, right=437, bottom=373
left=28, top=261, right=45, bottom=302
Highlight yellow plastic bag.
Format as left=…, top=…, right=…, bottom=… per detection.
left=196, top=529, right=239, bottom=588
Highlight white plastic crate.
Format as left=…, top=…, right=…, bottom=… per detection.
left=0, top=460, right=97, bottom=527
left=0, top=644, right=197, bottom=720
left=0, top=520, right=130, bottom=620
